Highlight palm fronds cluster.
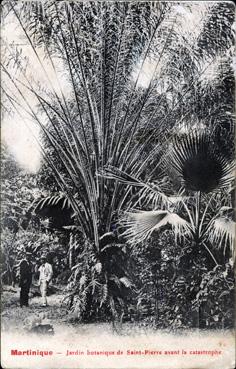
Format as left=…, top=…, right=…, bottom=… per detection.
left=1, top=1, right=235, bottom=325
left=165, top=132, right=234, bottom=193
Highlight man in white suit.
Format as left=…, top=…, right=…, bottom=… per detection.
left=38, top=255, right=53, bottom=306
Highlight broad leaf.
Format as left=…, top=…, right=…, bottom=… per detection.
left=122, top=210, right=191, bottom=244
left=207, top=217, right=235, bottom=253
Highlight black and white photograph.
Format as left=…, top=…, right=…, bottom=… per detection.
left=1, top=1, right=235, bottom=368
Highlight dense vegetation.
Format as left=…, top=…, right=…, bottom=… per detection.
left=1, top=1, right=235, bottom=330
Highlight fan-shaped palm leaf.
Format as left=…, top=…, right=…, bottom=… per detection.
left=166, top=131, right=234, bottom=193
left=207, top=217, right=235, bottom=254
left=122, top=210, right=191, bottom=244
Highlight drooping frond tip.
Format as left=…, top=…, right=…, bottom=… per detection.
left=207, top=217, right=235, bottom=255
left=34, top=193, right=72, bottom=211
left=121, top=210, right=191, bottom=244
left=97, top=165, right=143, bottom=187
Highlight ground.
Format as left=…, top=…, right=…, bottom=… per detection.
left=1, top=285, right=235, bottom=369
left=1, top=284, right=70, bottom=334
left=1, top=284, right=147, bottom=335
left=1, top=284, right=125, bottom=336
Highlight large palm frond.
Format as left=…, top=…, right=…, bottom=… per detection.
left=197, top=2, right=235, bottom=58
left=1, top=2, right=235, bottom=246
left=165, top=131, right=234, bottom=193
left=207, top=217, right=235, bottom=254
left=99, top=165, right=189, bottom=210
left=122, top=210, right=191, bottom=244
left=34, top=193, right=72, bottom=211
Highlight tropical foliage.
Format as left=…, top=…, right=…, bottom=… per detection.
left=1, top=1, right=235, bottom=328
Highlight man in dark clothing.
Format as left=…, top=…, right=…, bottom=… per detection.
left=19, top=252, right=32, bottom=307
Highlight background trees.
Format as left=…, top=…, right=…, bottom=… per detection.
left=1, top=1, right=235, bottom=328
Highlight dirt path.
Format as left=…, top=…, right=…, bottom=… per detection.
left=1, top=285, right=116, bottom=337
left=1, top=286, right=235, bottom=369
left=1, top=285, right=69, bottom=334
left=1, top=285, right=144, bottom=339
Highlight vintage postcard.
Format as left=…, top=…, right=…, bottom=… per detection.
left=1, top=1, right=235, bottom=368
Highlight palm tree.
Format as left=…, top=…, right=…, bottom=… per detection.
left=1, top=1, right=235, bottom=320
left=105, top=131, right=235, bottom=266
left=2, top=1, right=234, bottom=240
left=1, top=0, right=171, bottom=244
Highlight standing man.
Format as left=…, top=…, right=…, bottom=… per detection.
left=38, top=255, right=53, bottom=307
left=19, top=252, right=33, bottom=307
